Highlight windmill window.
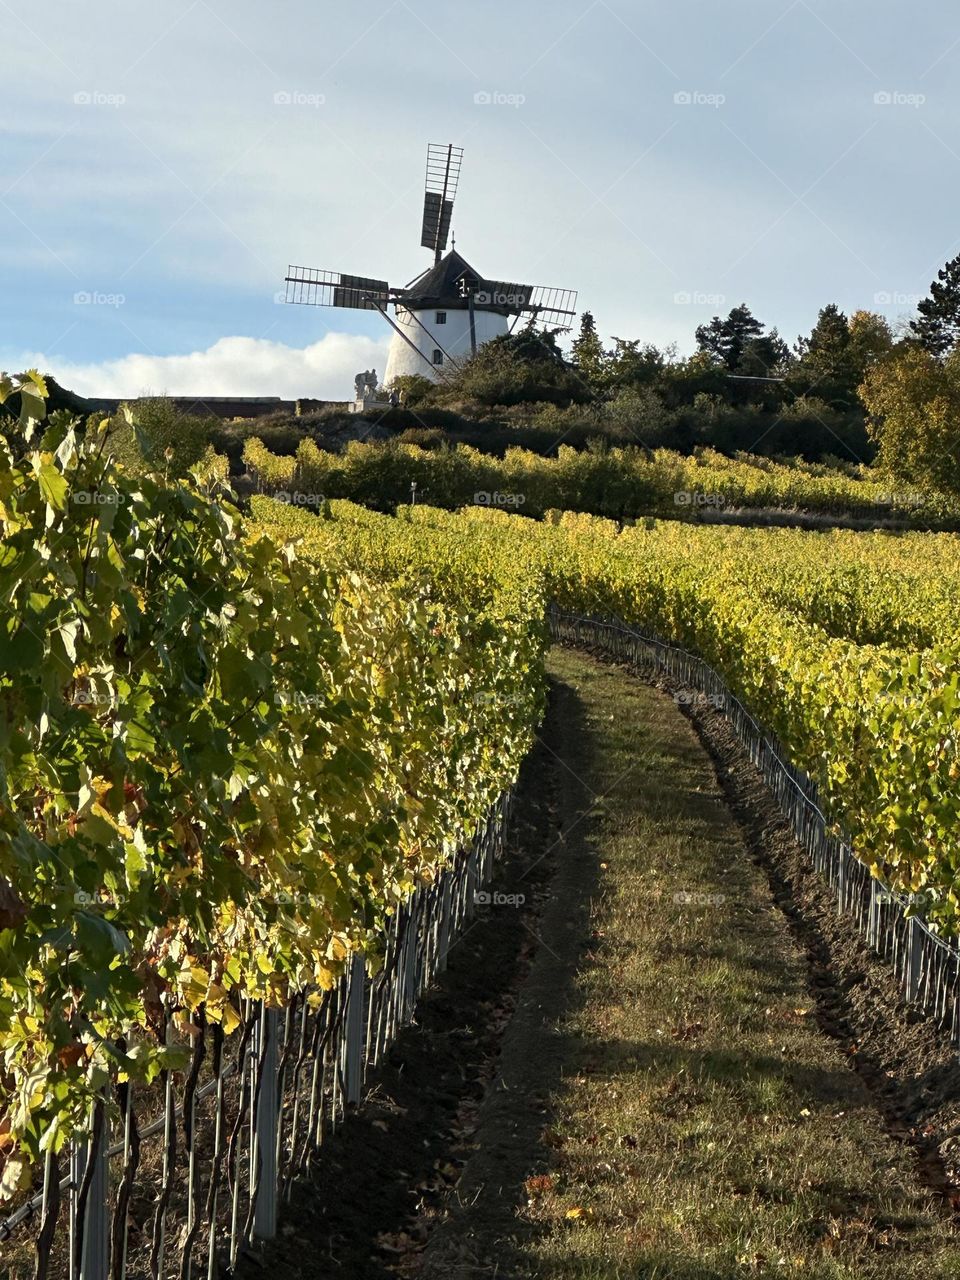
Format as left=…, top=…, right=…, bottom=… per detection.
left=432, top=349, right=444, bottom=366
left=435, top=311, right=447, bottom=324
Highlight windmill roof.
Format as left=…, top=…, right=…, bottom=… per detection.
left=397, top=249, right=538, bottom=318
left=399, top=250, right=479, bottom=303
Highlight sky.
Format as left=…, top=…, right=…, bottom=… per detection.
left=3, top=0, right=960, bottom=400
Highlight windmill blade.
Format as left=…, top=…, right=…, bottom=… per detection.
left=482, top=280, right=535, bottom=309
left=284, top=266, right=390, bottom=310
left=483, top=281, right=579, bottom=329
left=420, top=143, right=463, bottom=256
left=524, top=285, right=579, bottom=328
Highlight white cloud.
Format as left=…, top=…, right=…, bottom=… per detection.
left=14, top=332, right=391, bottom=402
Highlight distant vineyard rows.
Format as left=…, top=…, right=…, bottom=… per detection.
left=243, top=435, right=956, bottom=522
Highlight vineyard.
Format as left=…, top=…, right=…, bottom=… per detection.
left=242, top=434, right=956, bottom=523
left=256, top=496, right=960, bottom=933
left=0, top=379, right=543, bottom=1256
left=3, top=378, right=960, bottom=1274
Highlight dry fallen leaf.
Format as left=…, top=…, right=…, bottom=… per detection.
left=524, top=1174, right=555, bottom=1198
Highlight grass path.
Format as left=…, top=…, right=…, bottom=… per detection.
left=421, top=648, right=960, bottom=1279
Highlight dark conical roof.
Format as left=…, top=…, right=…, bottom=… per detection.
left=397, top=249, right=534, bottom=316
left=399, top=250, right=483, bottom=307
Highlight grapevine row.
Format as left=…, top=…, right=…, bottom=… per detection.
left=242, top=434, right=956, bottom=522
left=0, top=382, right=544, bottom=1194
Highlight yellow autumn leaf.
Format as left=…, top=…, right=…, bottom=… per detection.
left=326, top=935, right=349, bottom=963
left=314, top=967, right=337, bottom=992
left=179, top=965, right=209, bottom=1011
left=565, top=1206, right=592, bottom=1221
left=221, top=1001, right=242, bottom=1034
left=205, top=982, right=227, bottom=1012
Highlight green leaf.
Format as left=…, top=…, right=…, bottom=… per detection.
left=38, top=463, right=67, bottom=512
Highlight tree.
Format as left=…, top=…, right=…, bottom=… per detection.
left=695, top=304, right=764, bottom=371
left=438, top=331, right=586, bottom=407
left=847, top=310, right=894, bottom=383
left=571, top=311, right=606, bottom=388
left=105, top=397, right=209, bottom=476
left=600, top=386, right=671, bottom=444
left=802, top=305, right=850, bottom=379
left=790, top=307, right=896, bottom=411
left=789, top=304, right=855, bottom=405
left=390, top=373, right=434, bottom=407
left=910, top=253, right=960, bottom=357
left=604, top=338, right=664, bottom=390
left=859, top=346, right=960, bottom=496
left=739, top=328, right=790, bottom=378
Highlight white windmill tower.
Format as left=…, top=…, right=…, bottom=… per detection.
left=283, top=143, right=578, bottom=391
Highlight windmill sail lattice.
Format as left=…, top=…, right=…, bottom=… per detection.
left=284, top=268, right=389, bottom=310
left=420, top=143, right=463, bottom=260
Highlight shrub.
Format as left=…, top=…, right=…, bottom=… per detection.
left=104, top=398, right=209, bottom=476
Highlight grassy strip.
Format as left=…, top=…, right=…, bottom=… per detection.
left=517, top=649, right=960, bottom=1278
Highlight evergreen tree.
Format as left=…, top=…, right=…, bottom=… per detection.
left=739, top=328, right=790, bottom=378
left=803, top=304, right=851, bottom=380
left=571, top=311, right=607, bottom=388
left=695, top=304, right=764, bottom=371
left=911, top=253, right=960, bottom=357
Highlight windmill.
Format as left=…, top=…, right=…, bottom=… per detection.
left=283, top=143, right=578, bottom=389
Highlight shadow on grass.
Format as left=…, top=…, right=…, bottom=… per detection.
left=565, top=1034, right=863, bottom=1105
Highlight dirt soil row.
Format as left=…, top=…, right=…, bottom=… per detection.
left=240, top=645, right=960, bottom=1276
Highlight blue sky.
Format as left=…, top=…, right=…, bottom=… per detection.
left=3, top=0, right=959, bottom=398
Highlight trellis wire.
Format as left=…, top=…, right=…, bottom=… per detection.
left=551, top=607, right=960, bottom=1047
left=0, top=792, right=510, bottom=1279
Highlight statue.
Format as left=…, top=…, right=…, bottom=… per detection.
left=354, top=369, right=380, bottom=401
